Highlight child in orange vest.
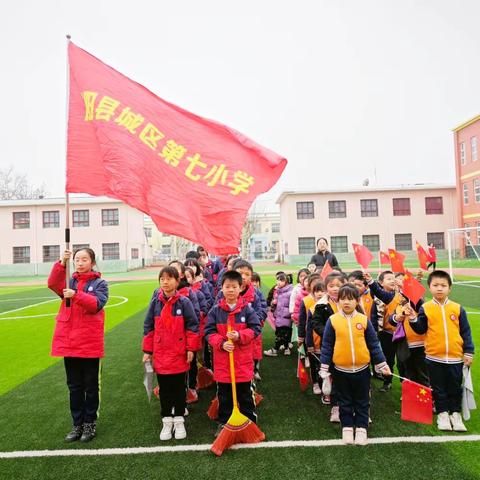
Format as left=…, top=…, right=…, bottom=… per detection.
left=320, top=284, right=391, bottom=445
left=408, top=270, right=474, bottom=432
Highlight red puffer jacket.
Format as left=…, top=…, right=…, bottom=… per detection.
left=48, top=262, right=109, bottom=358
left=142, top=289, right=200, bottom=375
left=204, top=298, right=261, bottom=383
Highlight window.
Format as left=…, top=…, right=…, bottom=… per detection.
left=73, top=209, right=89, bottom=227
left=43, top=245, right=60, bottom=263
left=43, top=210, right=60, bottom=228
left=330, top=236, right=348, bottom=253
left=131, top=248, right=139, bottom=259
left=427, top=232, right=445, bottom=250
left=472, top=137, right=478, bottom=162
left=463, top=183, right=469, bottom=205
left=102, top=243, right=120, bottom=260
left=296, top=201, right=314, bottom=219
left=13, top=212, right=30, bottom=229
left=72, top=244, right=90, bottom=252
left=393, top=198, right=411, bottom=216
left=254, top=241, right=263, bottom=252
left=360, top=199, right=378, bottom=217
left=475, top=179, right=480, bottom=203
left=271, top=240, right=279, bottom=252
left=395, top=234, right=412, bottom=251
left=328, top=200, right=346, bottom=218
left=102, top=208, right=119, bottom=226
left=362, top=235, right=380, bottom=252
left=298, top=237, right=315, bottom=254
left=460, top=142, right=466, bottom=165
left=144, top=227, right=152, bottom=238
left=425, top=197, right=443, bottom=214
left=13, top=246, right=30, bottom=264
left=271, top=222, right=280, bottom=233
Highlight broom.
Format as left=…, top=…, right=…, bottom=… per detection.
left=207, top=391, right=263, bottom=420
left=210, top=329, right=265, bottom=456
left=197, top=364, right=215, bottom=389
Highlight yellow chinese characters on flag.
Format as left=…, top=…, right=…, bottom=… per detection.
left=67, top=42, right=287, bottom=254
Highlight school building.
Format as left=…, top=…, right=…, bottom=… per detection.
left=277, top=184, right=458, bottom=263
left=0, top=196, right=152, bottom=277
left=453, top=114, right=480, bottom=242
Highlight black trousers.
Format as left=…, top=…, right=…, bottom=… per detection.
left=217, top=381, right=257, bottom=425
left=204, top=343, right=212, bottom=370
left=188, top=352, right=198, bottom=389
left=333, top=367, right=371, bottom=429
left=64, top=357, right=100, bottom=426
left=274, top=326, right=292, bottom=350
left=308, top=352, right=320, bottom=385
left=427, top=360, right=463, bottom=414
left=379, top=331, right=396, bottom=385
left=405, top=347, right=429, bottom=386
left=157, top=373, right=186, bottom=417
left=427, top=262, right=437, bottom=270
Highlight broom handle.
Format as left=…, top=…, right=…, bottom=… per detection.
left=227, top=325, right=239, bottom=409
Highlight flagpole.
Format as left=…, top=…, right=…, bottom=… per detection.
left=65, top=34, right=71, bottom=306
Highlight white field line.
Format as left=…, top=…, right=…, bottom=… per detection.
left=0, top=299, right=58, bottom=316
left=0, top=297, right=56, bottom=303
left=0, top=296, right=128, bottom=320
left=1, top=435, right=480, bottom=459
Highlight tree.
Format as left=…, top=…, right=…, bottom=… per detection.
left=0, top=166, right=47, bottom=200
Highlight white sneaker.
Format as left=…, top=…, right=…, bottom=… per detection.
left=312, top=383, right=322, bottom=395
left=254, top=371, right=262, bottom=381
left=437, top=412, right=452, bottom=431
left=160, top=417, right=173, bottom=441
left=330, top=406, right=340, bottom=423
left=450, top=412, right=467, bottom=432
left=355, top=427, right=368, bottom=446
left=342, top=427, right=354, bottom=445
left=264, top=348, right=278, bottom=357
left=288, top=343, right=294, bottom=349
left=184, top=408, right=189, bottom=417
left=279, top=345, right=285, bottom=351
left=173, top=416, right=187, bottom=439
left=284, top=348, right=291, bottom=356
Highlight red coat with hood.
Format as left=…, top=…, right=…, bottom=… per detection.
left=48, top=261, right=109, bottom=358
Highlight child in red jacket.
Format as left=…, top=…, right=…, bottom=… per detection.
left=142, top=266, right=199, bottom=441
left=48, top=248, right=109, bottom=443
left=204, top=270, right=261, bottom=436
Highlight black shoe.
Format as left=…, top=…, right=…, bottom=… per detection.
left=80, top=422, right=96, bottom=442
left=65, top=425, right=83, bottom=442
left=379, top=383, right=392, bottom=393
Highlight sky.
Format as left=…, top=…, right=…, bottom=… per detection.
left=1, top=0, right=480, bottom=204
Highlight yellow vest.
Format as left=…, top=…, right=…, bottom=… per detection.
left=360, top=291, right=373, bottom=319
left=395, top=304, right=425, bottom=348
left=422, top=300, right=464, bottom=362
left=331, top=312, right=370, bottom=372
left=310, top=296, right=338, bottom=352
left=383, top=292, right=403, bottom=333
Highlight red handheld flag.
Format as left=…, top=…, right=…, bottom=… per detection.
left=401, top=380, right=433, bottom=424
left=320, top=260, right=333, bottom=280
left=352, top=243, right=374, bottom=269
left=66, top=42, right=287, bottom=254
left=297, top=356, right=311, bottom=392
left=379, top=251, right=391, bottom=265
left=388, top=249, right=406, bottom=273
left=416, top=241, right=429, bottom=271
left=402, top=270, right=426, bottom=305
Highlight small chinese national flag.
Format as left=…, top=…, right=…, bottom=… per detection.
left=401, top=380, right=433, bottom=424
left=297, top=356, right=311, bottom=392
left=388, top=248, right=406, bottom=273
left=320, top=260, right=333, bottom=280
left=402, top=270, right=426, bottom=304
left=416, top=241, right=430, bottom=271
left=379, top=251, right=391, bottom=265
left=352, top=243, right=374, bottom=269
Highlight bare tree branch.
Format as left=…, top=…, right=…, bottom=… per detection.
left=0, top=166, right=47, bottom=200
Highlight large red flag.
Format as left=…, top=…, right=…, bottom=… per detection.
left=415, top=241, right=429, bottom=271
left=297, top=356, right=311, bottom=392
left=320, top=260, right=333, bottom=280
left=402, top=270, right=426, bottom=304
left=388, top=249, right=406, bottom=273
left=401, top=380, right=433, bottom=424
left=379, top=251, right=391, bottom=265
left=66, top=42, right=287, bottom=254
left=352, top=243, right=374, bottom=269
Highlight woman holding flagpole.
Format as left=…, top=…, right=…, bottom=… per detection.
left=310, top=238, right=340, bottom=269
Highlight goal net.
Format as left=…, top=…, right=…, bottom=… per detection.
left=447, top=227, right=480, bottom=284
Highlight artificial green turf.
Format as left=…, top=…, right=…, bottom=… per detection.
left=0, top=278, right=479, bottom=479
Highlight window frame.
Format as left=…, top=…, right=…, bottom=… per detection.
left=296, top=201, right=314, bottom=220
left=392, top=198, right=411, bottom=216
left=328, top=200, right=347, bottom=219
left=13, top=211, right=30, bottom=229
left=72, top=209, right=90, bottom=227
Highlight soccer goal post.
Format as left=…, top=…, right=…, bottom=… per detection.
left=447, top=226, right=480, bottom=283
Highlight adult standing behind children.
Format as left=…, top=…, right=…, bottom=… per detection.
left=310, top=238, right=340, bottom=269
left=48, top=248, right=109, bottom=443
